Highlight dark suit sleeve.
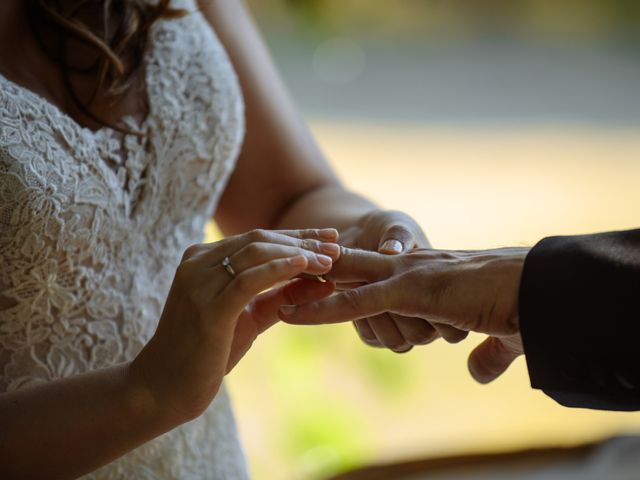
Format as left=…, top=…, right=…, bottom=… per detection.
left=519, top=228, right=640, bottom=411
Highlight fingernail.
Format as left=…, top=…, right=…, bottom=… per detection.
left=380, top=239, right=403, bottom=254
left=318, top=228, right=339, bottom=241
left=316, top=254, right=333, bottom=266
left=319, top=243, right=341, bottom=258
left=279, top=305, right=297, bottom=316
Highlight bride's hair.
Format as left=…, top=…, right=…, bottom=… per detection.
left=26, top=0, right=186, bottom=130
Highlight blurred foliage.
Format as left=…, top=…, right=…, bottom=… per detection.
left=251, top=317, right=418, bottom=479
left=248, top=0, right=640, bottom=39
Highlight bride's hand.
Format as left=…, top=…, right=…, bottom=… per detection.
left=130, top=228, right=340, bottom=423
left=340, top=210, right=467, bottom=351
left=280, top=246, right=528, bottom=383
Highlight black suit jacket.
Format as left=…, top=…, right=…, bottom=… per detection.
left=519, top=228, right=640, bottom=410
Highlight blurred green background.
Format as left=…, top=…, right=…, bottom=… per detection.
left=255, top=0, right=640, bottom=38
left=211, top=2, right=640, bottom=479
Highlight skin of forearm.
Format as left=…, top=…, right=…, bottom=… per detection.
left=0, top=363, right=180, bottom=479
left=273, top=184, right=378, bottom=233
left=203, top=0, right=380, bottom=237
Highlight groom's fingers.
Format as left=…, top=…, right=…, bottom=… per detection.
left=280, top=281, right=394, bottom=325
left=431, top=323, right=470, bottom=344
left=368, top=313, right=412, bottom=352
left=353, top=319, right=383, bottom=347
left=467, top=336, right=520, bottom=384
left=324, top=247, right=395, bottom=284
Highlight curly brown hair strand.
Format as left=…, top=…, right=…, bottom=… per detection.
left=26, top=0, right=187, bottom=133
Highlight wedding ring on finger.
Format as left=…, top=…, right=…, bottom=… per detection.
left=221, top=256, right=237, bottom=278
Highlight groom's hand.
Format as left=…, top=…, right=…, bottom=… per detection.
left=281, top=247, right=529, bottom=383
left=339, top=210, right=467, bottom=352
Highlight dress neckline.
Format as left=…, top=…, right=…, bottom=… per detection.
left=0, top=70, right=149, bottom=140
left=0, top=69, right=154, bottom=221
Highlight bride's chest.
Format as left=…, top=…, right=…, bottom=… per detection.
left=0, top=10, right=244, bottom=246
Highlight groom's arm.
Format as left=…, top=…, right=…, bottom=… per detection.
left=519, top=228, right=640, bottom=410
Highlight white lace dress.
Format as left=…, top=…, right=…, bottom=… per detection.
left=0, top=1, right=249, bottom=477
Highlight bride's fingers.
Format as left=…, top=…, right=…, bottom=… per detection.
left=218, top=255, right=310, bottom=318
left=324, top=247, right=396, bottom=284
left=273, top=228, right=339, bottom=242
left=280, top=280, right=394, bottom=325
left=205, top=242, right=333, bottom=295
left=187, top=229, right=342, bottom=265
left=229, top=243, right=336, bottom=276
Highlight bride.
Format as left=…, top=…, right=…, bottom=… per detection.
left=0, top=0, right=460, bottom=477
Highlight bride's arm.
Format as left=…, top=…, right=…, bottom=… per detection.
left=202, top=0, right=379, bottom=235
left=0, top=364, right=177, bottom=479
left=0, top=231, right=336, bottom=478
left=202, top=0, right=458, bottom=351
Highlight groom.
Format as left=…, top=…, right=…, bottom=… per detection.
left=281, top=228, right=640, bottom=412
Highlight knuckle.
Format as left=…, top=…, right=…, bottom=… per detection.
left=208, top=239, right=225, bottom=251
left=175, top=260, right=195, bottom=284
left=308, top=228, right=322, bottom=238
left=182, top=243, right=204, bottom=261
left=299, top=238, right=318, bottom=252
left=290, top=229, right=308, bottom=239
left=242, top=242, right=266, bottom=260
left=342, top=289, right=363, bottom=312
left=264, top=259, right=282, bottom=276
left=249, top=229, right=269, bottom=242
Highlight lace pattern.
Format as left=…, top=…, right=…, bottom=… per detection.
left=0, top=0, right=248, bottom=477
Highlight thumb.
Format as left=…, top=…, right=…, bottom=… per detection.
left=467, top=336, right=522, bottom=384
left=379, top=224, right=415, bottom=254
left=251, top=278, right=336, bottom=334
left=227, top=279, right=336, bottom=373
